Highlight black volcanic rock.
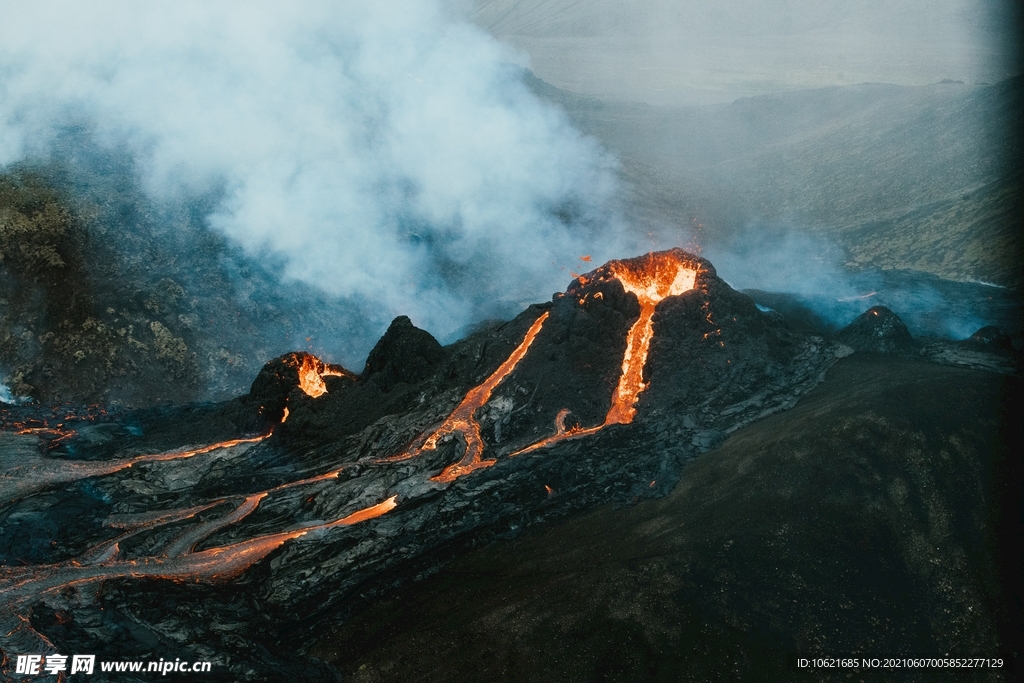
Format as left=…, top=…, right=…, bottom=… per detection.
left=964, top=325, right=1016, bottom=352
left=248, top=352, right=311, bottom=423
left=312, top=355, right=1022, bottom=682
left=362, top=316, right=444, bottom=391
left=248, top=351, right=355, bottom=424
left=836, top=305, right=916, bottom=353
left=0, top=250, right=851, bottom=682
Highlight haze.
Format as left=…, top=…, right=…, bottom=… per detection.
left=469, top=0, right=1022, bottom=105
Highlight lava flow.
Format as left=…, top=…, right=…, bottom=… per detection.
left=294, top=354, right=352, bottom=398
left=514, top=251, right=698, bottom=456
left=391, top=311, right=549, bottom=482
left=0, top=495, right=400, bottom=611
left=1, top=352, right=399, bottom=662
left=604, top=252, right=698, bottom=423
left=0, top=434, right=272, bottom=506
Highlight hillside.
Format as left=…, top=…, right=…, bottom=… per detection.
left=312, top=353, right=1022, bottom=682
left=470, top=0, right=1018, bottom=104
left=0, top=157, right=372, bottom=406
left=525, top=73, right=1023, bottom=287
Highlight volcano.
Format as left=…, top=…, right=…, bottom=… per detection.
left=0, top=249, right=1018, bottom=681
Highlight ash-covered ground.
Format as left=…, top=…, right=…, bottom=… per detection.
left=1, top=249, right=1020, bottom=681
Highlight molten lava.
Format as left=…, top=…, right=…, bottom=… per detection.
left=291, top=353, right=353, bottom=398
left=0, top=493, right=399, bottom=619
left=133, top=435, right=270, bottom=465
left=390, top=312, right=549, bottom=482
left=0, top=348, right=401, bottom=658
left=2, top=249, right=710, bottom=655
left=515, top=251, right=699, bottom=455
left=605, top=254, right=697, bottom=423
left=337, top=495, right=399, bottom=525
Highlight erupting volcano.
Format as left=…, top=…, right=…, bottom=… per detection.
left=605, top=253, right=699, bottom=422
left=388, top=250, right=704, bottom=476
left=514, top=251, right=701, bottom=456
left=1, top=249, right=854, bottom=681
left=294, top=354, right=353, bottom=399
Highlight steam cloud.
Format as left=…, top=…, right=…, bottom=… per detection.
left=0, top=1, right=626, bottom=344
left=705, top=229, right=1005, bottom=340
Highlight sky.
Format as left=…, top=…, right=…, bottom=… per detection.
left=469, top=0, right=1023, bottom=104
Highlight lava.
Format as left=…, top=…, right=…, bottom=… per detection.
left=11, top=426, right=76, bottom=445
left=0, top=434, right=271, bottom=505
left=162, top=494, right=266, bottom=557
left=2, top=249, right=704, bottom=666
left=383, top=252, right=700, bottom=470
left=605, top=254, right=697, bottom=423
left=132, top=435, right=270, bottom=465
left=0, top=494, right=399, bottom=611
left=336, top=495, right=399, bottom=525
left=1, top=404, right=114, bottom=452
left=294, top=354, right=352, bottom=398
left=390, top=312, right=549, bottom=482
left=1, top=353, right=388, bottom=670
left=512, top=408, right=603, bottom=456
left=515, top=251, right=699, bottom=455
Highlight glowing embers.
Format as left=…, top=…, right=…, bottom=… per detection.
left=292, top=353, right=352, bottom=398
left=392, top=312, right=549, bottom=483
left=515, top=251, right=699, bottom=455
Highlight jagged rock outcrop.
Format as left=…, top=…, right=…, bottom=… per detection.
left=362, top=315, right=445, bottom=391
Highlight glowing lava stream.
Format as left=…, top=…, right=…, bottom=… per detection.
left=0, top=496, right=399, bottom=607
left=513, top=254, right=698, bottom=456
left=0, top=434, right=270, bottom=505
left=389, top=311, right=550, bottom=483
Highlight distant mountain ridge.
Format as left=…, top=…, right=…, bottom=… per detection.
left=524, top=72, right=1023, bottom=287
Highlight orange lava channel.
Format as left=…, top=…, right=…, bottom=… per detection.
left=132, top=435, right=269, bottom=465
left=0, top=496, right=400, bottom=606
left=392, top=312, right=549, bottom=483
left=515, top=254, right=697, bottom=456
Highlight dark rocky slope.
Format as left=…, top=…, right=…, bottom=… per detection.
left=0, top=163, right=370, bottom=407
left=0, top=251, right=1019, bottom=681
left=312, top=354, right=1022, bottom=682
left=0, top=250, right=846, bottom=681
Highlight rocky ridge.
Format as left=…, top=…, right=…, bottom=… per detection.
left=0, top=249, right=1015, bottom=681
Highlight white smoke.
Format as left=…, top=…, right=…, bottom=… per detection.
left=0, top=1, right=626, bottom=340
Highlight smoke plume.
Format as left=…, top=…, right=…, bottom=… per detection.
left=704, top=228, right=1013, bottom=340
left=0, top=1, right=626, bottom=347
